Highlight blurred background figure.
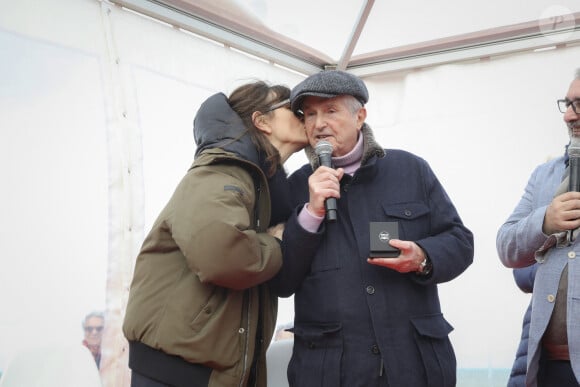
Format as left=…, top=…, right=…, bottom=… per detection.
left=82, top=311, right=104, bottom=369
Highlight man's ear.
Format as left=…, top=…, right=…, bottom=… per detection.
left=356, top=107, right=367, bottom=130
left=252, top=111, right=273, bottom=134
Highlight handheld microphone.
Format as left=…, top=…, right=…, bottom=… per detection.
left=569, top=139, right=580, bottom=192
left=314, top=140, right=337, bottom=222
left=567, top=139, right=580, bottom=243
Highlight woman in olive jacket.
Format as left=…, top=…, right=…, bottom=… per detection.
left=123, top=81, right=307, bottom=387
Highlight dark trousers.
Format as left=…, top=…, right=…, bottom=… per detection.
left=538, top=359, right=579, bottom=387
left=131, top=371, right=171, bottom=387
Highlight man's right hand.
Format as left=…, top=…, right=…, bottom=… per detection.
left=307, top=166, right=344, bottom=217
left=543, top=191, right=580, bottom=234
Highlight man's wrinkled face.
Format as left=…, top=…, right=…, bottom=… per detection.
left=301, top=95, right=366, bottom=157
left=565, top=79, right=580, bottom=139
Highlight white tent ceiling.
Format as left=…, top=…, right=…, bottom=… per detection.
left=112, top=0, right=580, bottom=77
left=3, top=1, right=580, bottom=381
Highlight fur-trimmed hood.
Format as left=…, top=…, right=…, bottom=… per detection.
left=304, top=123, right=385, bottom=170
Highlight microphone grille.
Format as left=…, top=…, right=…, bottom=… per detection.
left=315, top=140, right=333, bottom=156
left=569, top=138, right=580, bottom=157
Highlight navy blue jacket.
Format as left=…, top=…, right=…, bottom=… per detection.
left=271, top=127, right=474, bottom=387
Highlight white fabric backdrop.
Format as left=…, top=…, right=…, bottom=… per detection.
left=1, top=0, right=579, bottom=385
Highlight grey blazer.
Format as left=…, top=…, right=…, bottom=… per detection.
left=497, top=154, right=580, bottom=386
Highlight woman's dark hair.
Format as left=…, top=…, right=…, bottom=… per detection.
left=228, top=81, right=290, bottom=177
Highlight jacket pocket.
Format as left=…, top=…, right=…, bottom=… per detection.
left=380, top=201, right=430, bottom=239
left=189, top=286, right=223, bottom=332
left=410, top=314, right=456, bottom=387
left=288, top=323, right=342, bottom=387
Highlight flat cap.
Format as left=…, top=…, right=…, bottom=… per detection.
left=290, top=70, right=369, bottom=113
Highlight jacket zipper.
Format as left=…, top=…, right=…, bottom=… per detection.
left=254, top=180, right=261, bottom=229
left=239, top=293, right=252, bottom=387
left=239, top=175, right=261, bottom=386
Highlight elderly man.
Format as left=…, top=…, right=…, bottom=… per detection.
left=82, top=311, right=104, bottom=368
left=270, top=70, right=474, bottom=387
left=497, top=68, right=580, bottom=386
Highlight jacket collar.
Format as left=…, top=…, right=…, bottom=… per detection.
left=304, top=123, right=385, bottom=170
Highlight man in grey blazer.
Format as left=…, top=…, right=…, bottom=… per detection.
left=497, top=68, right=580, bottom=387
